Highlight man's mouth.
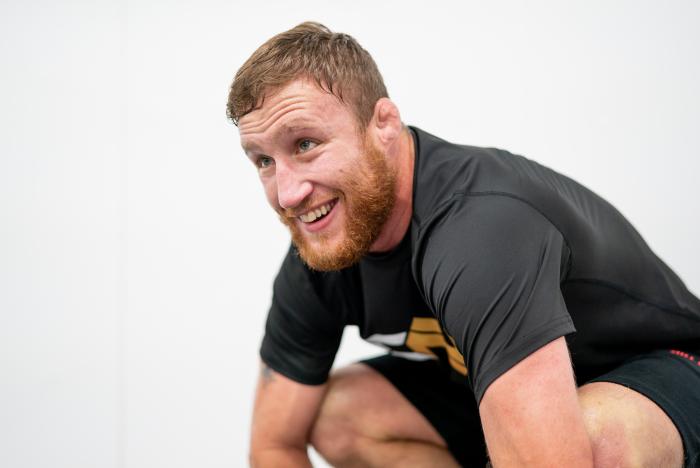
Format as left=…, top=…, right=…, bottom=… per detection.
left=298, top=199, right=338, bottom=224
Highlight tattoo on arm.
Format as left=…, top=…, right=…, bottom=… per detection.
left=261, top=364, right=275, bottom=385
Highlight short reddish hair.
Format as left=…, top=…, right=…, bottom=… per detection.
left=227, top=22, right=388, bottom=129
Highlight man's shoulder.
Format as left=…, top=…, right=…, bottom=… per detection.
left=410, top=126, right=519, bottom=225
left=409, top=126, right=586, bottom=247
left=410, top=126, right=502, bottom=178
left=411, top=191, right=562, bottom=259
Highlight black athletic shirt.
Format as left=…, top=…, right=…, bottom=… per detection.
left=260, top=126, right=700, bottom=403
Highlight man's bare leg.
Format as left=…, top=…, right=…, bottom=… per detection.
left=309, top=363, right=461, bottom=468
left=310, top=364, right=685, bottom=468
left=578, top=382, right=684, bottom=468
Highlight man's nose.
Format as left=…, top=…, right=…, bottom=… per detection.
left=276, top=162, right=313, bottom=210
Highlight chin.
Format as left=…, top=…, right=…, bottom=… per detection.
left=295, top=239, right=354, bottom=271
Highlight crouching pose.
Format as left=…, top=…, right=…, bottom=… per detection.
left=228, top=22, right=700, bottom=467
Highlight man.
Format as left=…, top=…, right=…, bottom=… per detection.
left=228, top=22, right=700, bottom=467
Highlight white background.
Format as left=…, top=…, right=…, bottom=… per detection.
left=1, top=1, right=699, bottom=467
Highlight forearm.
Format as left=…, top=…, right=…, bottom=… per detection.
left=249, top=363, right=326, bottom=467
left=250, top=446, right=312, bottom=468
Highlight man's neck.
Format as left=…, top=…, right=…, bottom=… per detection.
left=369, top=126, right=415, bottom=253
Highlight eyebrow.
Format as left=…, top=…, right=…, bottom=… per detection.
left=280, top=121, right=317, bottom=134
left=241, top=121, right=321, bottom=154
left=240, top=140, right=258, bottom=155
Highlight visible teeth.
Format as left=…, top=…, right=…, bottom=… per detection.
left=299, top=201, right=334, bottom=223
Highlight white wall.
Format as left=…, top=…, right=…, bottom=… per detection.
left=1, top=1, right=126, bottom=467
left=1, top=1, right=698, bottom=467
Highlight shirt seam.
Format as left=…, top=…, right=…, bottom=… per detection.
left=562, top=277, right=700, bottom=321
left=422, top=191, right=697, bottom=322
left=416, top=190, right=574, bottom=279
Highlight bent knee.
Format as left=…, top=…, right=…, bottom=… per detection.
left=309, top=362, right=449, bottom=464
left=309, top=364, right=374, bottom=462
left=580, top=402, right=635, bottom=467
left=578, top=382, right=683, bottom=468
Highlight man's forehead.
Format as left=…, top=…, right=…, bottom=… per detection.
left=238, top=80, right=348, bottom=149
left=258, top=79, right=334, bottom=110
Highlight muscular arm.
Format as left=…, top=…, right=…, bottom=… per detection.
left=249, top=361, right=327, bottom=468
left=478, top=337, right=594, bottom=467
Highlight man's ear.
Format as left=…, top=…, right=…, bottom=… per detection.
left=370, top=98, right=402, bottom=146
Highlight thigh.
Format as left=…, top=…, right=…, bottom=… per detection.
left=582, top=348, right=700, bottom=468
left=361, top=354, right=487, bottom=467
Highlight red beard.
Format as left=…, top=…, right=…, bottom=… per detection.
left=278, top=139, right=396, bottom=271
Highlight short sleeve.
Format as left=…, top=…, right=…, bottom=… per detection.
left=416, top=194, right=576, bottom=403
left=260, top=245, right=344, bottom=385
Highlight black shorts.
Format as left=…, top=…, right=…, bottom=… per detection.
left=361, top=348, right=700, bottom=468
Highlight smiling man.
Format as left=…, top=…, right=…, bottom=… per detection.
left=229, top=22, right=700, bottom=467
left=239, top=78, right=401, bottom=272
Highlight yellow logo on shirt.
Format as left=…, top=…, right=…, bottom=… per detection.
left=405, top=317, right=467, bottom=375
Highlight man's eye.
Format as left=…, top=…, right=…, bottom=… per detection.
left=257, top=156, right=274, bottom=169
left=298, top=139, right=317, bottom=152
